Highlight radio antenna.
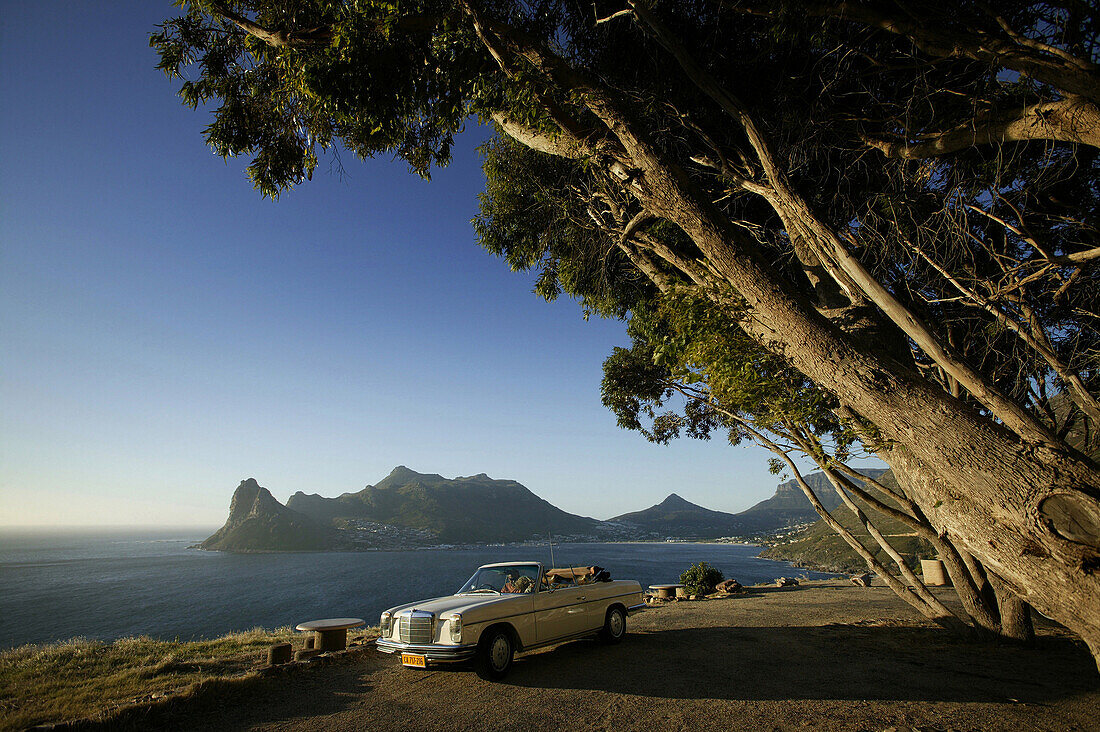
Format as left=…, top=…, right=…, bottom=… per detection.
left=548, top=531, right=556, bottom=568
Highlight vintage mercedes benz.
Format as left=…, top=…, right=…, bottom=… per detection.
left=375, top=561, right=645, bottom=679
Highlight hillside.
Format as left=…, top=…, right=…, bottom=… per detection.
left=200, top=466, right=902, bottom=551
left=286, top=466, right=599, bottom=544
left=610, top=468, right=891, bottom=539
left=200, top=479, right=335, bottom=551
left=759, top=470, right=935, bottom=573
left=735, top=468, right=889, bottom=530
left=610, top=493, right=747, bottom=539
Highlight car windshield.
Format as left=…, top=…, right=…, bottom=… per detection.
left=457, top=565, right=539, bottom=595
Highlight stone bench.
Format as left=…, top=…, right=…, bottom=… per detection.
left=295, top=617, right=365, bottom=653
left=648, top=584, right=686, bottom=600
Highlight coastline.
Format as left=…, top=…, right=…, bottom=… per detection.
left=189, top=538, right=765, bottom=554
left=759, top=551, right=866, bottom=575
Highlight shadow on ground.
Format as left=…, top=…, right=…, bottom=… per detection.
left=503, top=624, right=1097, bottom=704
left=87, top=612, right=1099, bottom=731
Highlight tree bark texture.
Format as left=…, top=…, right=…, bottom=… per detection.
left=863, top=98, right=1100, bottom=158
left=570, top=97, right=1100, bottom=665
left=990, top=573, right=1036, bottom=643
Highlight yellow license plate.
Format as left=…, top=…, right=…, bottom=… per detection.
left=401, top=653, right=426, bottom=668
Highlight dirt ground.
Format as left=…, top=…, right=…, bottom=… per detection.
left=145, top=581, right=1099, bottom=731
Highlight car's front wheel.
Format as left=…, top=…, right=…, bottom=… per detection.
left=600, top=606, right=626, bottom=644
left=474, top=627, right=514, bottom=680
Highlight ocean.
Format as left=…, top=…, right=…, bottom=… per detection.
left=0, top=528, right=838, bottom=649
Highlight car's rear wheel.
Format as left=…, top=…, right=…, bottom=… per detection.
left=475, top=627, right=514, bottom=680
left=600, top=606, right=626, bottom=644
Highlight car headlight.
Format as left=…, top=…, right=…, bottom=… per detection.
left=380, top=612, right=392, bottom=636
left=448, top=614, right=462, bottom=643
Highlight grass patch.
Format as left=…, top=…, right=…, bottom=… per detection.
left=0, top=626, right=378, bottom=731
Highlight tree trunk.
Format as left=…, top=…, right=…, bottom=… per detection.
left=619, top=144, right=1100, bottom=668
left=885, top=467, right=1004, bottom=636
left=990, top=573, right=1036, bottom=643
left=762, top=438, right=970, bottom=631
left=476, top=8, right=1100, bottom=669
left=879, top=446, right=1094, bottom=661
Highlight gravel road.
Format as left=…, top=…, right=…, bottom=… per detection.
left=161, top=580, right=1099, bottom=731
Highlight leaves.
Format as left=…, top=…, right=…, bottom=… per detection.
left=679, top=561, right=724, bottom=595
left=151, top=1, right=1098, bottom=450
left=600, top=287, right=845, bottom=451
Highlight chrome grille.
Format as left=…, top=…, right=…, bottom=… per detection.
left=398, top=611, right=434, bottom=643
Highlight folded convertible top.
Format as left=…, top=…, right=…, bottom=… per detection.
left=545, top=565, right=611, bottom=583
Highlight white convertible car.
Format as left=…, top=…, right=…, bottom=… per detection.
left=375, top=561, right=645, bottom=679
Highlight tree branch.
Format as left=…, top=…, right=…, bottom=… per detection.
left=491, top=113, right=591, bottom=159
left=626, top=3, right=1058, bottom=444
left=910, top=240, right=1100, bottom=427
left=207, top=2, right=332, bottom=48
left=721, top=1, right=1100, bottom=102
left=864, top=98, right=1100, bottom=157
left=205, top=3, right=439, bottom=48
left=745, top=420, right=970, bottom=630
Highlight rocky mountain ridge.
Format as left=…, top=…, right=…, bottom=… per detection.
left=200, top=478, right=335, bottom=551
left=286, top=466, right=599, bottom=544
left=199, top=466, right=890, bottom=551
left=736, top=468, right=890, bottom=528
left=759, top=469, right=934, bottom=572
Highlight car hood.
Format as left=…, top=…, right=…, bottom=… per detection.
left=386, top=593, right=531, bottom=622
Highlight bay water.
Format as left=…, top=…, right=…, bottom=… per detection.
left=0, top=528, right=837, bottom=649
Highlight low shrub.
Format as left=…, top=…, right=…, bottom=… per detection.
left=680, top=561, right=724, bottom=595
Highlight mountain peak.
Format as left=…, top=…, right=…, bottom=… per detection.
left=659, top=493, right=696, bottom=508
left=386, top=465, right=443, bottom=481
left=609, top=491, right=742, bottom=539
left=202, top=478, right=333, bottom=552
left=227, top=478, right=263, bottom=522
left=248, top=485, right=283, bottom=516
left=375, top=466, right=448, bottom=489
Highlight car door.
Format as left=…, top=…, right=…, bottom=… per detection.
left=577, top=581, right=610, bottom=632
left=532, top=581, right=589, bottom=642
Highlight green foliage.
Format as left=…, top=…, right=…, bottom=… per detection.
left=150, top=1, right=1099, bottom=453
left=150, top=1, right=493, bottom=196
left=474, top=135, right=651, bottom=317
left=679, top=561, right=724, bottom=596
left=600, top=287, right=847, bottom=450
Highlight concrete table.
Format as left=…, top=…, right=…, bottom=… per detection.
left=649, top=584, right=686, bottom=600
left=295, top=617, right=365, bottom=652
left=920, top=559, right=950, bottom=586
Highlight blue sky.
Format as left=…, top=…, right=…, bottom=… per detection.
left=0, top=2, right=840, bottom=527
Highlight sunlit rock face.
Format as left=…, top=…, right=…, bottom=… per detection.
left=286, top=466, right=600, bottom=544
left=200, top=478, right=335, bottom=552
